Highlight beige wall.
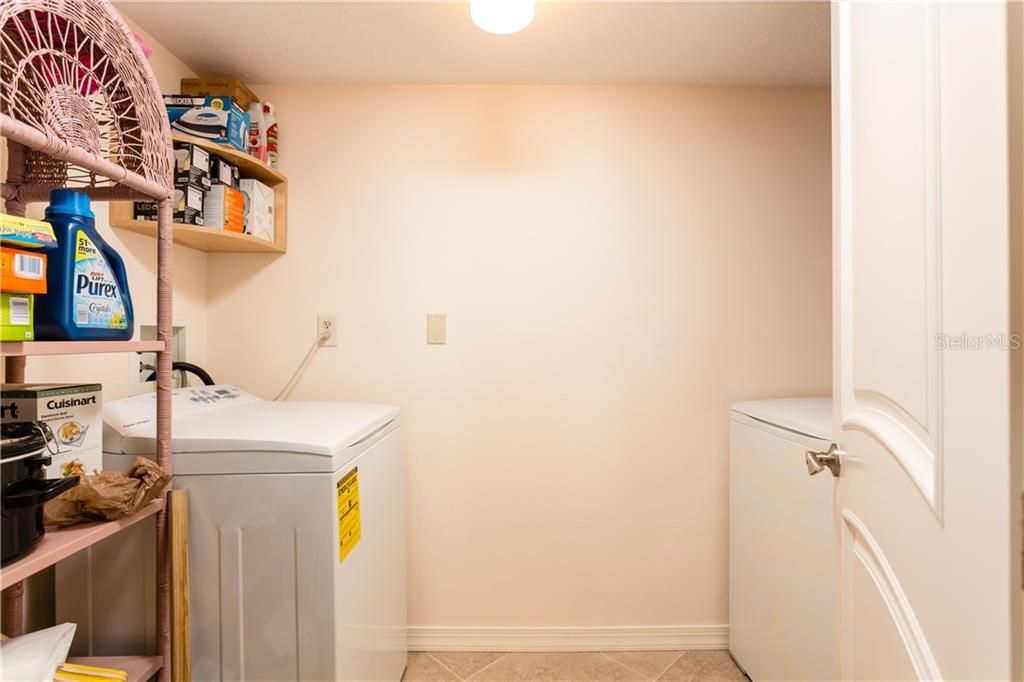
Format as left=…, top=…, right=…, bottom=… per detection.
left=205, top=84, right=832, bottom=628
left=4, top=19, right=208, bottom=398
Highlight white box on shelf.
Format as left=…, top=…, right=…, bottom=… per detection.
left=1, top=383, right=104, bottom=476
left=203, top=184, right=245, bottom=234
left=238, top=179, right=275, bottom=242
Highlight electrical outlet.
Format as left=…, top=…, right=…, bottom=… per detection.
left=318, top=315, right=338, bottom=347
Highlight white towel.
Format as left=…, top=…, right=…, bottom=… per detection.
left=0, top=622, right=76, bottom=682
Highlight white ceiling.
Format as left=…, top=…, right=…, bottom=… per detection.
left=115, top=1, right=830, bottom=86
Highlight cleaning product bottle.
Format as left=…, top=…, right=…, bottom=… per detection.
left=247, top=101, right=266, bottom=162
left=263, top=102, right=279, bottom=169
left=35, top=189, right=134, bottom=341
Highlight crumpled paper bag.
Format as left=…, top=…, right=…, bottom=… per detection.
left=44, top=457, right=171, bottom=527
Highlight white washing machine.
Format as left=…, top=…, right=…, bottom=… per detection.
left=57, top=385, right=407, bottom=682
left=729, top=397, right=836, bottom=682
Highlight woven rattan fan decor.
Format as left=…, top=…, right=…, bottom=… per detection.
left=1, top=0, right=172, bottom=198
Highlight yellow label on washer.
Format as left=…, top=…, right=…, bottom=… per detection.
left=337, top=468, right=361, bottom=563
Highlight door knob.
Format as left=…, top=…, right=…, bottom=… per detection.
left=806, top=443, right=843, bottom=478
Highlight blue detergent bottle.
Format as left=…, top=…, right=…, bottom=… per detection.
left=35, top=189, right=135, bottom=341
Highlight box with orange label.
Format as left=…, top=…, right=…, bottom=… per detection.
left=203, top=184, right=245, bottom=233
left=1, top=246, right=47, bottom=294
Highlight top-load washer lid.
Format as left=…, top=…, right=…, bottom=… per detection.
left=730, top=397, right=833, bottom=441
left=103, top=385, right=401, bottom=475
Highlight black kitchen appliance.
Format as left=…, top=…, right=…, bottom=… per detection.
left=1, top=421, right=80, bottom=563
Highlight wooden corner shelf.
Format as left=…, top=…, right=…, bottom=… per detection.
left=109, top=214, right=286, bottom=253
left=169, top=132, right=284, bottom=187
left=109, top=133, right=288, bottom=254
left=0, top=500, right=164, bottom=590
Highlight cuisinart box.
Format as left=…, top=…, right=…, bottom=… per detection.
left=1, top=383, right=102, bottom=477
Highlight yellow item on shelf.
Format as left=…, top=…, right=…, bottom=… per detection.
left=0, top=213, right=57, bottom=250
left=54, top=672, right=118, bottom=682
left=54, top=662, right=128, bottom=681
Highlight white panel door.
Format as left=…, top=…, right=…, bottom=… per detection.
left=832, top=1, right=1016, bottom=680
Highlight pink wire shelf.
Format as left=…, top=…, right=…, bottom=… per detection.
left=0, top=500, right=164, bottom=589
left=0, top=340, right=166, bottom=357
left=0, top=114, right=171, bottom=203
left=1, top=2, right=178, bottom=677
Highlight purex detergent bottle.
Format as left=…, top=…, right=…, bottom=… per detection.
left=35, top=189, right=134, bottom=340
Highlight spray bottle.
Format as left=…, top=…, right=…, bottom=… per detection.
left=247, top=101, right=266, bottom=162
left=263, top=102, right=279, bottom=169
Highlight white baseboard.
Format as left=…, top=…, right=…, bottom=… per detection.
left=408, top=625, right=729, bottom=652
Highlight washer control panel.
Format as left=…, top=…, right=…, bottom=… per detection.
left=104, top=385, right=262, bottom=439
left=185, top=386, right=243, bottom=404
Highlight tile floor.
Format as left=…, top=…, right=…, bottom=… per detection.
left=402, top=651, right=748, bottom=682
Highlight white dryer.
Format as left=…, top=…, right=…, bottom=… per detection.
left=58, top=385, right=407, bottom=682
left=729, top=397, right=836, bottom=682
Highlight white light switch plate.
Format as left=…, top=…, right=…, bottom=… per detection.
left=427, top=314, right=446, bottom=345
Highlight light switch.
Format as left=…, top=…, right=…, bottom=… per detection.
left=426, top=314, right=447, bottom=345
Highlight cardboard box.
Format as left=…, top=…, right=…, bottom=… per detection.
left=210, top=156, right=239, bottom=188
left=173, top=142, right=211, bottom=189
left=0, top=214, right=57, bottom=250
left=1, top=383, right=103, bottom=476
left=1, top=246, right=47, bottom=294
left=135, top=183, right=206, bottom=226
left=132, top=202, right=156, bottom=222
left=181, top=77, right=258, bottom=110
left=239, top=179, right=275, bottom=242
left=203, top=185, right=245, bottom=233
left=164, top=95, right=249, bottom=153
left=0, top=292, right=33, bottom=341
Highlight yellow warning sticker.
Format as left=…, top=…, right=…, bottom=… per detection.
left=337, top=468, right=361, bottom=563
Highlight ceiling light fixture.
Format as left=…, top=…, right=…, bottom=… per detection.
left=471, top=0, right=535, bottom=35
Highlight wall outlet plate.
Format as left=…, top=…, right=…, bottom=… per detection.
left=135, top=325, right=186, bottom=391
left=318, top=315, right=338, bottom=347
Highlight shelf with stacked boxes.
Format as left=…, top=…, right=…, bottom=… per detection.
left=109, top=132, right=288, bottom=254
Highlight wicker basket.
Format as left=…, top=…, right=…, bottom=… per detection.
left=1, top=0, right=173, bottom=206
